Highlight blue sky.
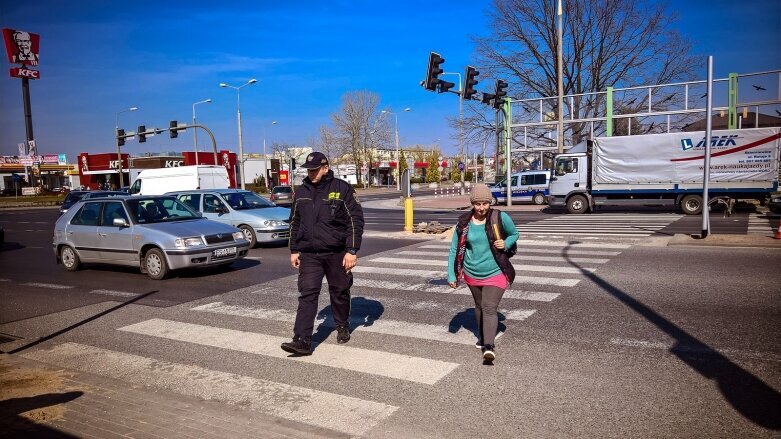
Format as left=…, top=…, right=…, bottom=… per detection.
left=1, top=0, right=779, bottom=161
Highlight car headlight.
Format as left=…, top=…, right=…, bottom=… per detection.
left=174, top=237, right=205, bottom=248
left=262, top=220, right=287, bottom=227
left=232, top=231, right=244, bottom=241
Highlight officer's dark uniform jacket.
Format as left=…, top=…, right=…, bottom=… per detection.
left=289, top=170, right=364, bottom=253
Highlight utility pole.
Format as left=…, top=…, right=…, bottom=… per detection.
left=556, top=0, right=565, bottom=154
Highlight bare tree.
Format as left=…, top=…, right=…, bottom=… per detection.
left=467, top=0, right=698, bottom=144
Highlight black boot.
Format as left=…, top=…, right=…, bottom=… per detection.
left=336, top=325, right=351, bottom=344
left=281, top=336, right=312, bottom=355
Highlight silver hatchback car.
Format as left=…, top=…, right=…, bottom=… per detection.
left=53, top=195, right=251, bottom=280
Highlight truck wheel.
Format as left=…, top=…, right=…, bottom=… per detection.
left=239, top=225, right=257, bottom=247
left=566, top=195, right=589, bottom=214
left=681, top=195, right=703, bottom=215
left=60, top=246, right=81, bottom=271
left=144, top=248, right=169, bottom=280
left=533, top=192, right=546, bottom=205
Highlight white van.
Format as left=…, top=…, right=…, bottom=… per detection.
left=490, top=170, right=551, bottom=205
left=128, top=165, right=230, bottom=196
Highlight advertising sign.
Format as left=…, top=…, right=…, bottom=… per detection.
left=3, top=28, right=40, bottom=66
left=9, top=67, right=39, bottom=79
left=279, top=170, right=289, bottom=185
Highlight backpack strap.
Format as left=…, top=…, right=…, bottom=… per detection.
left=490, top=209, right=504, bottom=240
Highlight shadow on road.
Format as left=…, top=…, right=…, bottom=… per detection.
left=447, top=308, right=507, bottom=341
left=5, top=290, right=159, bottom=354
left=311, top=296, right=384, bottom=346
left=0, top=391, right=83, bottom=438
left=562, top=244, right=781, bottom=430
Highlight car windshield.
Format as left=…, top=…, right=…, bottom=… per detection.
left=273, top=187, right=292, bottom=194
left=221, top=191, right=275, bottom=210
left=65, top=192, right=87, bottom=203
left=126, top=197, right=201, bottom=224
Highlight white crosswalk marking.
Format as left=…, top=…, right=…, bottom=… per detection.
left=513, top=214, right=682, bottom=238
left=192, top=301, right=504, bottom=345
left=413, top=247, right=623, bottom=256
left=747, top=212, right=779, bottom=235
left=394, top=250, right=608, bottom=264
left=367, top=257, right=597, bottom=274
left=22, top=343, right=398, bottom=436
left=421, top=240, right=631, bottom=249
left=351, top=266, right=581, bottom=286
left=350, top=278, right=561, bottom=301
left=21, top=282, right=73, bottom=290
left=118, top=318, right=459, bottom=385
left=88, top=289, right=138, bottom=298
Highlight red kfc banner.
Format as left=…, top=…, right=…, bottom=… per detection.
left=3, top=28, right=40, bottom=66
left=10, top=67, right=39, bottom=79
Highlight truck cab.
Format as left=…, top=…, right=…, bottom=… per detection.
left=549, top=154, right=590, bottom=213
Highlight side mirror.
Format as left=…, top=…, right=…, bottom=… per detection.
left=550, top=176, right=557, bottom=182
left=112, top=218, right=129, bottom=227
left=196, top=212, right=203, bottom=218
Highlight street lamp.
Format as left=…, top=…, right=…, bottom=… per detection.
left=263, top=121, right=278, bottom=157
left=220, top=78, right=257, bottom=189
left=192, top=99, right=212, bottom=165
left=381, top=107, right=411, bottom=190
left=115, top=106, right=137, bottom=188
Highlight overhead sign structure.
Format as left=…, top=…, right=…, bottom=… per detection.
left=3, top=28, right=40, bottom=66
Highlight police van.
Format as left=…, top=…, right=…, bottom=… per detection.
left=490, top=170, right=551, bottom=205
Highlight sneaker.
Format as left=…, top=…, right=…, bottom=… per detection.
left=336, top=326, right=351, bottom=344
left=281, top=336, right=312, bottom=355
left=482, top=344, right=496, bottom=362
left=475, top=341, right=484, bottom=349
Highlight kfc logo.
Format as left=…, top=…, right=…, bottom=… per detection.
left=10, top=67, right=40, bottom=79
left=3, top=28, right=40, bottom=66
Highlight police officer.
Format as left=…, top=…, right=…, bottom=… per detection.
left=281, top=152, right=364, bottom=355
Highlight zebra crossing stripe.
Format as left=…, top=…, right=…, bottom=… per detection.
left=422, top=240, right=630, bottom=249
left=410, top=248, right=623, bottom=256
left=351, top=266, right=580, bottom=287
left=191, top=302, right=497, bottom=345
left=89, top=289, right=138, bottom=298
left=118, top=319, right=459, bottom=385
left=366, top=257, right=597, bottom=274
left=350, top=278, right=562, bottom=301
left=394, top=251, right=608, bottom=264
left=21, top=282, right=74, bottom=290
left=22, top=342, right=397, bottom=436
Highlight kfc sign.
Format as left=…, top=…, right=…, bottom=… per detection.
left=3, top=28, right=40, bottom=66
left=164, top=160, right=184, bottom=167
left=9, top=67, right=39, bottom=79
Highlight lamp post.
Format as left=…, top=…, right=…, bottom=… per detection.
left=192, top=99, right=212, bottom=165
left=381, top=108, right=411, bottom=191
left=220, top=78, right=257, bottom=189
left=263, top=121, right=278, bottom=157
left=115, top=106, right=137, bottom=188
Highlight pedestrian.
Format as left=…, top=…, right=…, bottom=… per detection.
left=281, top=152, right=365, bottom=356
left=447, top=183, right=519, bottom=363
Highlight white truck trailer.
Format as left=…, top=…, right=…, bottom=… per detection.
left=127, top=165, right=230, bottom=196
left=549, top=127, right=780, bottom=214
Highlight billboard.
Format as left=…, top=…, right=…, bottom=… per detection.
left=3, top=28, right=40, bottom=66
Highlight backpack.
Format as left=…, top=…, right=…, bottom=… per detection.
left=490, top=209, right=517, bottom=257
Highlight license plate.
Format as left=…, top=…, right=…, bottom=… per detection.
left=212, top=247, right=237, bottom=258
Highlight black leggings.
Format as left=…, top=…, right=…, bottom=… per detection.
left=467, top=285, right=506, bottom=346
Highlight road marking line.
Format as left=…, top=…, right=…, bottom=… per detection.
left=350, top=278, right=562, bottom=300
left=0, top=279, right=10, bottom=282
left=118, top=319, right=459, bottom=385
left=413, top=247, right=623, bottom=256
left=395, top=251, right=608, bottom=264
left=88, top=289, right=139, bottom=298
left=367, top=257, right=597, bottom=274
left=192, top=302, right=498, bottom=345
left=22, top=282, right=74, bottom=290
left=22, top=342, right=398, bottom=436
left=351, top=266, right=580, bottom=286
left=423, top=240, right=631, bottom=249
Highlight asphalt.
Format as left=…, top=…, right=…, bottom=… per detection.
left=360, top=194, right=781, bottom=249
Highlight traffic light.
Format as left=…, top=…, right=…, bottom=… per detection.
left=439, top=78, right=456, bottom=93
left=463, top=66, right=479, bottom=100
left=481, top=92, right=495, bottom=107
left=423, top=52, right=445, bottom=91
left=117, top=128, right=125, bottom=146
left=169, top=120, right=178, bottom=138
left=494, top=79, right=508, bottom=109
left=137, top=125, right=146, bottom=143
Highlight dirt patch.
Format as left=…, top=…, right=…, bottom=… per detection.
left=0, top=356, right=79, bottom=430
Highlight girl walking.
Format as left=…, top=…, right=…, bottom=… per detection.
left=448, top=183, right=519, bottom=362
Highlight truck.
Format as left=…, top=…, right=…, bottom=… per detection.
left=128, top=165, right=230, bottom=196
left=549, top=127, right=780, bottom=215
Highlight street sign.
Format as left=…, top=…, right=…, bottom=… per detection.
left=457, top=162, right=465, bottom=171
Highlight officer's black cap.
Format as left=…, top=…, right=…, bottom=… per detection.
left=301, top=152, right=329, bottom=169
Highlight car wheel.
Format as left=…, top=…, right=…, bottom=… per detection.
left=533, top=192, right=546, bottom=205
left=144, top=248, right=169, bottom=280
left=680, top=195, right=703, bottom=215
left=239, top=225, right=257, bottom=247
left=566, top=195, right=589, bottom=214
left=60, top=246, right=81, bottom=271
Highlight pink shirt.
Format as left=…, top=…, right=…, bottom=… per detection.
left=463, top=272, right=508, bottom=289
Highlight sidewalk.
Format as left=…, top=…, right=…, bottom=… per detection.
left=362, top=195, right=781, bottom=249
left=0, top=353, right=345, bottom=438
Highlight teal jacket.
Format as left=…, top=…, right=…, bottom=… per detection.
left=447, top=210, right=518, bottom=283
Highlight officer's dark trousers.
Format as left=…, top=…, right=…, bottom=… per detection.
left=293, top=252, right=352, bottom=338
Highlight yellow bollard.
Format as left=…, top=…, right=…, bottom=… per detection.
left=404, top=197, right=414, bottom=232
